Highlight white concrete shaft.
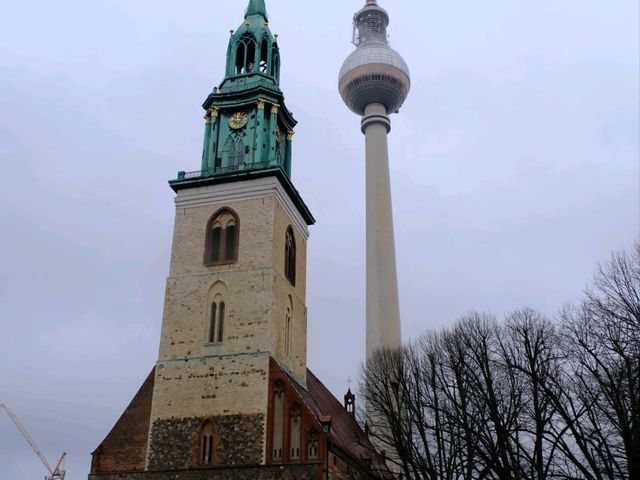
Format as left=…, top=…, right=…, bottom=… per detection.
left=361, top=103, right=402, bottom=361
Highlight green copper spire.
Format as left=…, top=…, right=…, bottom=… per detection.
left=170, top=0, right=313, bottom=226
left=170, top=0, right=299, bottom=190
left=245, top=0, right=268, bottom=20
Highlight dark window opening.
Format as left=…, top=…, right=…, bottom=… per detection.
left=260, top=38, right=269, bottom=73
left=210, top=228, right=222, bottom=263
left=217, top=302, right=225, bottom=343
left=235, top=42, right=246, bottom=74
left=271, top=45, right=280, bottom=81
left=209, top=303, right=217, bottom=343
left=285, top=227, right=296, bottom=285
left=204, top=209, right=239, bottom=266
left=224, top=226, right=237, bottom=261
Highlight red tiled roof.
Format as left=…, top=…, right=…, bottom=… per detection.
left=288, top=368, right=389, bottom=477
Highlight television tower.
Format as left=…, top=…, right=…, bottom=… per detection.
left=339, top=0, right=410, bottom=361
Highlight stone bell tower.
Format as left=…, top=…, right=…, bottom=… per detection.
left=144, top=0, right=315, bottom=469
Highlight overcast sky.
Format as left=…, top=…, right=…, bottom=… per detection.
left=1, top=0, right=638, bottom=478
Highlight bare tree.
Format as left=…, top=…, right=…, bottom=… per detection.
left=560, top=245, right=640, bottom=480
left=361, top=244, right=639, bottom=480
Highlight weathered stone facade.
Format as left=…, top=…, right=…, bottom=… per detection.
left=145, top=178, right=310, bottom=467
left=147, top=414, right=264, bottom=469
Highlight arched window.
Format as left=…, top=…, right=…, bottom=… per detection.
left=307, top=429, right=319, bottom=460
left=236, top=33, right=257, bottom=74
left=200, top=422, right=215, bottom=465
left=204, top=209, right=239, bottom=266
left=290, top=404, right=301, bottom=460
left=206, top=281, right=229, bottom=344
left=260, top=37, right=269, bottom=73
left=284, top=227, right=296, bottom=285
left=209, top=300, right=225, bottom=343
left=271, top=44, right=280, bottom=81
left=225, top=132, right=246, bottom=169
left=235, top=42, right=245, bottom=75
left=272, top=381, right=285, bottom=461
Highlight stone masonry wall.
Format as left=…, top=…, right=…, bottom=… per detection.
left=147, top=414, right=264, bottom=470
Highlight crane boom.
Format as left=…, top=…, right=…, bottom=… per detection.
left=0, top=402, right=55, bottom=474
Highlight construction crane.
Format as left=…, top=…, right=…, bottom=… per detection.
left=1, top=403, right=66, bottom=480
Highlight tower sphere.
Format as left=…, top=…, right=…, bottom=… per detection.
left=339, top=0, right=410, bottom=116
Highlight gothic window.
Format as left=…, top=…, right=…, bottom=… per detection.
left=236, top=33, right=257, bottom=74
left=307, top=429, right=319, bottom=460
left=204, top=209, right=239, bottom=266
left=289, top=404, right=301, bottom=460
left=272, top=381, right=285, bottom=461
left=284, top=226, right=296, bottom=285
left=209, top=300, right=225, bottom=343
left=200, top=422, right=215, bottom=465
left=225, top=132, right=245, bottom=169
left=235, top=42, right=245, bottom=74
left=260, top=37, right=269, bottom=73
left=271, top=44, right=280, bottom=81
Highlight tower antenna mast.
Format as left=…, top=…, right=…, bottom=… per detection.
left=1, top=403, right=66, bottom=480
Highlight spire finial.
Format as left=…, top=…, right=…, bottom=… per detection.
left=245, top=0, right=268, bottom=20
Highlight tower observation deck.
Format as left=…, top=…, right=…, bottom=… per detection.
left=339, top=0, right=410, bottom=362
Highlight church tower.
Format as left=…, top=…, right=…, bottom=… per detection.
left=147, top=0, right=314, bottom=467
left=89, top=2, right=390, bottom=478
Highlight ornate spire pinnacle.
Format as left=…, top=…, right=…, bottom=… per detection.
left=245, top=0, right=268, bottom=20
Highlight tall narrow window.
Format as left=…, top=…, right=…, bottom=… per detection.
left=210, top=227, right=222, bottom=263
left=307, top=430, right=319, bottom=460
left=271, top=44, right=280, bottom=81
left=204, top=209, right=239, bottom=266
left=260, top=37, right=269, bottom=73
left=272, top=382, right=285, bottom=461
left=209, top=302, right=217, bottom=343
left=290, top=405, right=301, bottom=460
left=224, top=225, right=237, bottom=262
left=209, top=300, right=225, bottom=344
left=284, top=227, right=296, bottom=285
left=200, top=422, right=215, bottom=465
left=217, top=302, right=225, bottom=343
left=235, top=42, right=246, bottom=74
left=285, top=305, right=292, bottom=359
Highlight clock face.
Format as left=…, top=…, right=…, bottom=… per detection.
left=228, top=112, right=249, bottom=130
